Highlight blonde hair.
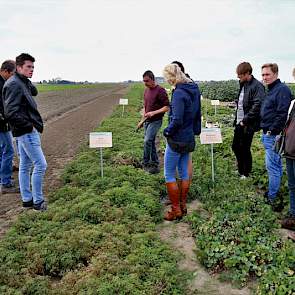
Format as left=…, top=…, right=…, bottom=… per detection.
left=163, top=64, right=191, bottom=86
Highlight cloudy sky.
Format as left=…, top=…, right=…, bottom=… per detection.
left=1, top=0, right=294, bottom=82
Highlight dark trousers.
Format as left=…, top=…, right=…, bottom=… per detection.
left=232, top=125, right=254, bottom=177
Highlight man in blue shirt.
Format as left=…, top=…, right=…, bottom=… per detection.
left=260, top=63, right=292, bottom=211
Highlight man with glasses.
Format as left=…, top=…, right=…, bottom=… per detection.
left=138, top=70, right=169, bottom=174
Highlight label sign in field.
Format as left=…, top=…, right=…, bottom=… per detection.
left=89, top=132, right=112, bottom=148
left=211, top=100, right=220, bottom=106
left=119, top=98, right=128, bottom=105
left=200, top=128, right=222, bottom=144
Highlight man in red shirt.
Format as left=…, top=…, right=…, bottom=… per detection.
left=139, top=70, right=169, bottom=174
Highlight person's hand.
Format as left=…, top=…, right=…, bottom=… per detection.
left=240, top=121, right=244, bottom=127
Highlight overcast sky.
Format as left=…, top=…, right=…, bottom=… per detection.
left=1, top=0, right=294, bottom=82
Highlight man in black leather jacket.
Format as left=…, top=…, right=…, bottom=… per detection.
left=0, top=60, right=19, bottom=193
left=3, top=53, right=47, bottom=211
left=232, top=62, right=265, bottom=178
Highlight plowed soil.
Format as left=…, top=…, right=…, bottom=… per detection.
left=0, top=84, right=129, bottom=237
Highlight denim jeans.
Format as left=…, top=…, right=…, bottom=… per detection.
left=17, top=129, right=47, bottom=204
left=0, top=131, right=14, bottom=185
left=286, top=158, right=295, bottom=216
left=143, top=119, right=162, bottom=166
left=262, top=133, right=283, bottom=200
left=164, top=143, right=190, bottom=182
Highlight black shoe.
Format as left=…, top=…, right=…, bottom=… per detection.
left=33, top=201, right=47, bottom=211
left=265, top=197, right=284, bottom=212
left=148, top=165, right=160, bottom=174
left=23, top=199, right=33, bottom=208
left=281, top=213, right=295, bottom=230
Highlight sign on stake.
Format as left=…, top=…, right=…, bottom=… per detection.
left=211, top=100, right=220, bottom=115
left=89, top=132, right=112, bottom=177
left=200, top=128, right=222, bottom=183
left=119, top=98, right=128, bottom=117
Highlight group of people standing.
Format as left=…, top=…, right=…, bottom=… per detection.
left=140, top=61, right=295, bottom=234
left=0, top=53, right=47, bottom=211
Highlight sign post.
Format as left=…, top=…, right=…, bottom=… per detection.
left=211, top=100, right=220, bottom=115
left=119, top=98, right=128, bottom=117
left=200, top=127, right=222, bottom=183
left=89, top=132, right=113, bottom=177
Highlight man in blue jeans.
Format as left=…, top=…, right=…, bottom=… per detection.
left=138, top=70, right=169, bottom=174
left=3, top=53, right=47, bottom=211
left=0, top=60, right=19, bottom=194
left=260, top=63, right=292, bottom=211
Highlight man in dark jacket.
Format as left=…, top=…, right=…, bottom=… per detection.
left=0, top=60, right=19, bottom=193
left=232, top=62, right=265, bottom=179
left=3, top=53, right=47, bottom=211
left=260, top=63, right=292, bottom=209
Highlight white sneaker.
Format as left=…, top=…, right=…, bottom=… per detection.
left=240, top=175, right=247, bottom=180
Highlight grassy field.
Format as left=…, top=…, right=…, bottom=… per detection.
left=36, top=83, right=122, bottom=92
left=0, top=84, right=294, bottom=294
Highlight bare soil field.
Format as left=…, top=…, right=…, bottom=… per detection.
left=0, top=84, right=129, bottom=237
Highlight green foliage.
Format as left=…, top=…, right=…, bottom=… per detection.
left=187, top=100, right=295, bottom=293
left=0, top=84, right=189, bottom=294
left=36, top=83, right=119, bottom=92
left=199, top=80, right=239, bottom=101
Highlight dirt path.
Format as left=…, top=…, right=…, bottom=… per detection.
left=158, top=201, right=252, bottom=295
left=0, top=84, right=129, bottom=237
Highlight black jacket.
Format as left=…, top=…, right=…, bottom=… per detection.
left=260, top=79, right=292, bottom=135
left=3, top=73, right=43, bottom=137
left=0, top=75, right=10, bottom=132
left=234, top=76, right=265, bottom=131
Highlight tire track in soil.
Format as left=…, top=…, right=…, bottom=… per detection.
left=0, top=85, right=129, bottom=238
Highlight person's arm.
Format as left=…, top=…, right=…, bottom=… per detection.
left=3, top=81, right=33, bottom=130
left=242, top=82, right=265, bottom=125
left=270, top=88, right=292, bottom=133
left=163, top=91, right=184, bottom=137
left=145, top=105, right=169, bottom=118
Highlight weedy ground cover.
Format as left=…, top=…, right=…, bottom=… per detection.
left=187, top=99, right=295, bottom=294
left=0, top=84, right=189, bottom=294
left=36, top=83, right=119, bottom=92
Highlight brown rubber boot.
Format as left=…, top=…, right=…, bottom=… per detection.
left=164, top=179, right=181, bottom=206
left=180, top=180, right=190, bottom=216
left=164, top=182, right=182, bottom=221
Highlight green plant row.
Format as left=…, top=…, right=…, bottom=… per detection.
left=0, top=84, right=189, bottom=295
left=187, top=100, right=295, bottom=294
left=36, top=83, right=120, bottom=92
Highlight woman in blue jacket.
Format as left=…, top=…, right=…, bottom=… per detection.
left=162, top=64, right=201, bottom=221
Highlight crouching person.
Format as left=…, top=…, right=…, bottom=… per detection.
left=162, top=64, right=201, bottom=221
left=3, top=53, right=47, bottom=211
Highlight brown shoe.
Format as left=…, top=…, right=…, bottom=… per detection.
left=164, top=182, right=182, bottom=221
left=281, top=214, right=295, bottom=230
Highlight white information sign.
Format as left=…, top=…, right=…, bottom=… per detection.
left=89, top=132, right=112, bottom=148
left=211, top=100, right=220, bottom=106
left=119, top=98, right=128, bottom=105
left=200, top=128, right=222, bottom=144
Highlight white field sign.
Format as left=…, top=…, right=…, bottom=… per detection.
left=200, top=128, right=222, bottom=144
left=211, top=100, right=220, bottom=106
left=89, top=132, right=112, bottom=178
left=119, top=98, right=128, bottom=105
left=89, top=132, right=112, bottom=148
left=200, top=128, right=222, bottom=183
left=119, top=98, right=128, bottom=117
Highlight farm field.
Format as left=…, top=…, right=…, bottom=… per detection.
left=0, top=83, right=294, bottom=294
left=0, top=83, right=129, bottom=237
